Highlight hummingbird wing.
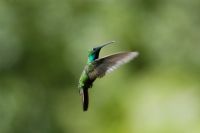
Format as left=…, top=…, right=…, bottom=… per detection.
left=88, top=52, right=139, bottom=79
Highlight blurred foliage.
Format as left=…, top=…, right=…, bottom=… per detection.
left=0, top=0, right=200, bottom=133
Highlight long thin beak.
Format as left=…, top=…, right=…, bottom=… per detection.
left=95, top=41, right=115, bottom=50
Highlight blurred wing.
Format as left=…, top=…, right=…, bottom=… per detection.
left=89, top=52, right=139, bottom=79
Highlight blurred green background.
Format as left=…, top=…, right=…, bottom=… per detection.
left=0, top=0, right=200, bottom=133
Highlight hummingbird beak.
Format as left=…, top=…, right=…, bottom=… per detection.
left=94, top=41, right=115, bottom=51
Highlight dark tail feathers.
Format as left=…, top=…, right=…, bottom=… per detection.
left=80, top=89, right=89, bottom=111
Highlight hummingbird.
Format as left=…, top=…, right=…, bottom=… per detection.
left=78, top=41, right=139, bottom=111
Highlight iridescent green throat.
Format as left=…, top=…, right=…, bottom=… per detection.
left=88, top=54, right=95, bottom=63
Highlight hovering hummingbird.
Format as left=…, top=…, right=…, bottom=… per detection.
left=78, top=41, right=139, bottom=111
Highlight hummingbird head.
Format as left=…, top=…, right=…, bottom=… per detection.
left=87, top=41, right=115, bottom=63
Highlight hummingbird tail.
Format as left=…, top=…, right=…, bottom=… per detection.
left=80, top=89, right=89, bottom=111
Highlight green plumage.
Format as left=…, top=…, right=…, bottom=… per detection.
left=78, top=63, right=95, bottom=89
left=78, top=41, right=139, bottom=111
